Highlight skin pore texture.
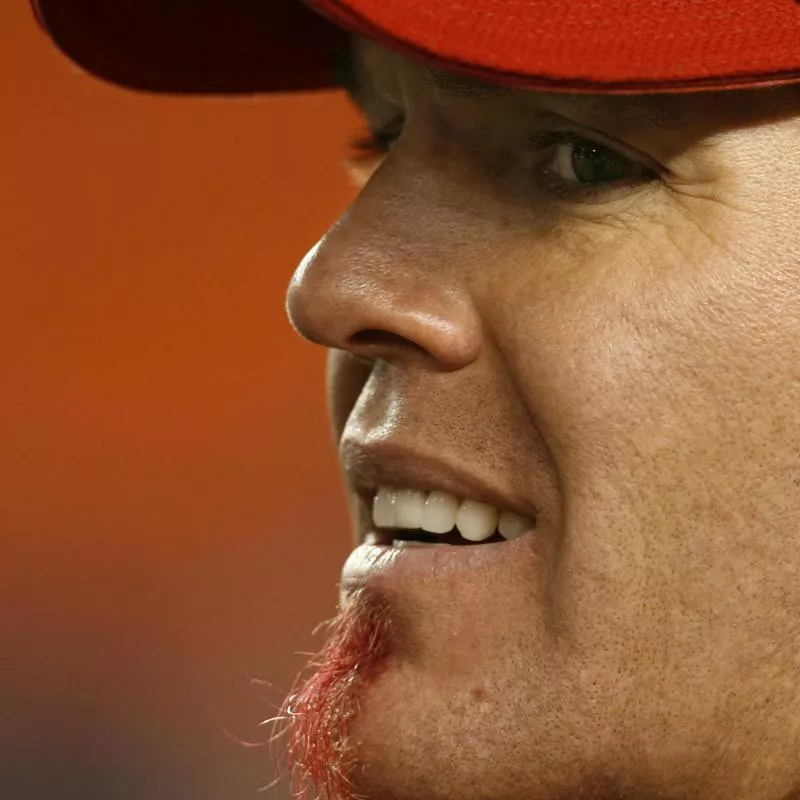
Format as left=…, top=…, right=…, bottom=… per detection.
left=284, top=36, right=800, bottom=800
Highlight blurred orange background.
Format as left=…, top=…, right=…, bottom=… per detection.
left=1, top=4, right=361, bottom=798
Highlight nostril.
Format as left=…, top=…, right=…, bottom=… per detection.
left=349, top=329, right=406, bottom=346
left=347, top=329, right=429, bottom=358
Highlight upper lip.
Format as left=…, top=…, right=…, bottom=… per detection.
left=340, top=437, right=538, bottom=534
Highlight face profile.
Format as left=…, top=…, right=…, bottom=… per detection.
left=28, top=2, right=800, bottom=799
left=282, top=38, right=800, bottom=800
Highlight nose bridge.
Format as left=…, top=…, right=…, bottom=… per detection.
left=286, top=162, right=482, bottom=371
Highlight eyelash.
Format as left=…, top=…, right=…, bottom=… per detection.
left=349, top=123, right=658, bottom=203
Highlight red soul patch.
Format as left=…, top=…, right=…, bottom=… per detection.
left=280, top=588, right=395, bottom=800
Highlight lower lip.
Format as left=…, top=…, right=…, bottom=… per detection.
left=341, top=529, right=542, bottom=598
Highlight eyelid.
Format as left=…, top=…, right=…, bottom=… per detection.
left=348, top=113, right=665, bottom=204
left=528, top=115, right=667, bottom=176
left=358, top=114, right=666, bottom=173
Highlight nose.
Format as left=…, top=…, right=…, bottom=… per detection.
left=286, top=203, right=482, bottom=372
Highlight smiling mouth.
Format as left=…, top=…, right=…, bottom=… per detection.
left=368, top=486, right=536, bottom=546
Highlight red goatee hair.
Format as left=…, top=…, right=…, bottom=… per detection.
left=279, top=588, right=394, bottom=800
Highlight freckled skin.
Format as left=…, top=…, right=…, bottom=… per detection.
left=287, top=38, right=800, bottom=800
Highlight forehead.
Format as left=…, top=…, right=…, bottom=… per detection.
left=348, top=36, right=800, bottom=140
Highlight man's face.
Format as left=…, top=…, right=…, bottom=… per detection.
left=285, top=38, right=800, bottom=800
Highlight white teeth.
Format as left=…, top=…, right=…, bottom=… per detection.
left=421, top=490, right=460, bottom=534
left=498, top=510, right=533, bottom=540
left=371, top=486, right=536, bottom=544
left=372, top=486, right=397, bottom=528
left=456, top=500, right=499, bottom=542
left=394, top=488, right=427, bottom=529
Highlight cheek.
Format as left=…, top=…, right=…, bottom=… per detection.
left=497, top=210, right=798, bottom=495
left=493, top=212, right=800, bottom=646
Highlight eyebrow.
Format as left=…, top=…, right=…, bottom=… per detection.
left=424, top=67, right=513, bottom=100
left=425, top=64, right=695, bottom=133
left=333, top=43, right=501, bottom=106
left=338, top=43, right=693, bottom=134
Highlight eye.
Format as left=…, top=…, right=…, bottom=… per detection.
left=555, top=139, right=632, bottom=184
left=344, top=120, right=404, bottom=187
left=345, top=121, right=659, bottom=199
left=534, top=130, right=658, bottom=200
left=349, top=119, right=404, bottom=158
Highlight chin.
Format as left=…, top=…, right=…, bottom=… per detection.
left=325, top=618, right=620, bottom=800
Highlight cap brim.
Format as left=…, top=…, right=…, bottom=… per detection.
left=32, top=0, right=348, bottom=94
left=33, top=0, right=800, bottom=96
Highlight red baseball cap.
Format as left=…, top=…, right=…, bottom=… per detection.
left=32, top=0, right=800, bottom=95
